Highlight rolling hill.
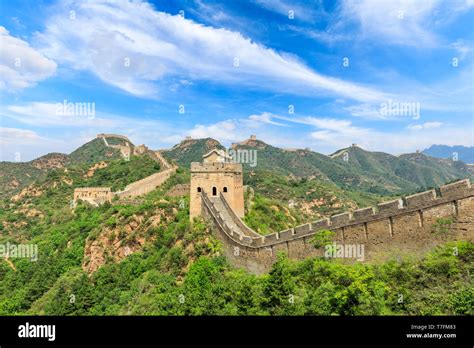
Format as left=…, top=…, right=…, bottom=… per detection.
left=162, top=137, right=224, bottom=166
left=0, top=138, right=123, bottom=199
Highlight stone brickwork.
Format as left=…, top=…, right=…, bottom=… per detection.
left=190, top=150, right=244, bottom=220
left=73, top=187, right=113, bottom=206
left=115, top=167, right=175, bottom=199
left=201, top=179, right=474, bottom=274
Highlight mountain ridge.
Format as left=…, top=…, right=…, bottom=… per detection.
left=2, top=134, right=472, bottom=198
left=422, top=144, right=474, bottom=164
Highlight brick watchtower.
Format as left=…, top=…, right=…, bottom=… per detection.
left=190, top=149, right=244, bottom=221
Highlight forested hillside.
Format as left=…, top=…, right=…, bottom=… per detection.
left=1, top=136, right=473, bottom=316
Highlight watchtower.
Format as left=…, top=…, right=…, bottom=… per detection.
left=190, top=149, right=244, bottom=221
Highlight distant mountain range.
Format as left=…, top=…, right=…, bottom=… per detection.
left=163, top=137, right=473, bottom=196
left=423, top=145, right=474, bottom=164
left=2, top=135, right=473, bottom=200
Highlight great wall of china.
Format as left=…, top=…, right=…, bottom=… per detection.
left=73, top=134, right=176, bottom=206
left=73, top=136, right=474, bottom=274
left=201, top=179, right=474, bottom=274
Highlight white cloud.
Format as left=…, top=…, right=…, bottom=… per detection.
left=307, top=119, right=470, bottom=154
left=2, top=102, right=113, bottom=127
left=34, top=0, right=387, bottom=102
left=0, top=127, right=56, bottom=161
left=0, top=127, right=42, bottom=144
left=187, top=120, right=237, bottom=141
left=339, top=0, right=440, bottom=47
left=253, top=0, right=320, bottom=22
left=162, top=113, right=295, bottom=147
left=191, top=0, right=251, bottom=30
left=253, top=113, right=472, bottom=155
left=298, top=0, right=472, bottom=48
left=345, top=103, right=387, bottom=120
left=450, top=40, right=473, bottom=61
left=407, top=121, right=443, bottom=130
left=0, top=26, right=56, bottom=91
left=0, top=100, right=178, bottom=160
left=286, top=25, right=348, bottom=45
left=248, top=112, right=288, bottom=126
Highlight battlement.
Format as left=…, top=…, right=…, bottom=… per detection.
left=190, top=162, right=242, bottom=173
left=253, top=180, right=472, bottom=247
left=200, top=178, right=474, bottom=273
left=439, top=179, right=471, bottom=197
left=404, top=189, right=436, bottom=208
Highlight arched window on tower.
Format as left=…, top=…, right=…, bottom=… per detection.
left=212, top=187, right=217, bottom=196
left=197, top=187, right=202, bottom=193
left=223, top=187, right=228, bottom=193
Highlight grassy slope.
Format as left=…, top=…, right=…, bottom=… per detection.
left=0, top=162, right=45, bottom=199
left=68, top=138, right=123, bottom=165
left=243, top=170, right=385, bottom=234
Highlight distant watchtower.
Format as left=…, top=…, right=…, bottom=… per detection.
left=190, top=149, right=244, bottom=221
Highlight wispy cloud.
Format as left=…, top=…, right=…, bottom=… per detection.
left=0, top=127, right=62, bottom=161
left=248, top=112, right=288, bottom=126
left=450, top=39, right=473, bottom=61
left=0, top=26, right=56, bottom=91
left=407, top=121, right=443, bottom=130
left=34, top=0, right=387, bottom=102
left=2, top=102, right=112, bottom=127
left=289, top=0, right=473, bottom=48
left=286, top=24, right=349, bottom=45
left=253, top=0, right=323, bottom=22
left=245, top=112, right=472, bottom=154
left=339, top=0, right=440, bottom=47
left=0, top=127, right=42, bottom=144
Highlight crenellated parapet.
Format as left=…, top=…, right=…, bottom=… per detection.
left=201, top=179, right=474, bottom=274
left=190, top=162, right=242, bottom=173
left=251, top=179, right=472, bottom=246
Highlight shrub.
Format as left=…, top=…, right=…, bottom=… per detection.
left=311, top=229, right=336, bottom=249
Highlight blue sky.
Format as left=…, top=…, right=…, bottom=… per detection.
left=0, top=0, right=473, bottom=161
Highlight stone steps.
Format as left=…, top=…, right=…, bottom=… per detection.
left=209, top=196, right=249, bottom=237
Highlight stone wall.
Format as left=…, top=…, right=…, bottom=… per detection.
left=115, top=167, right=175, bottom=199
left=73, top=187, right=113, bottom=205
left=73, top=138, right=177, bottom=205
left=97, top=133, right=133, bottom=160
left=202, top=179, right=474, bottom=274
